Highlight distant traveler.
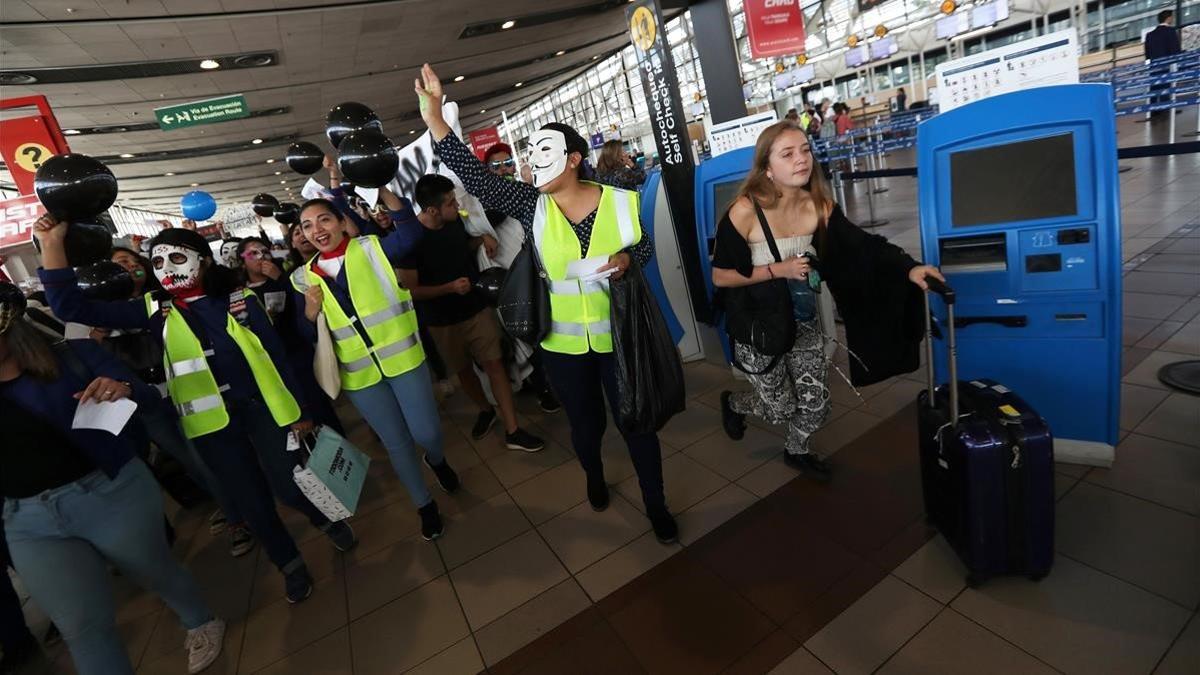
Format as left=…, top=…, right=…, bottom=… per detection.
left=1144, top=10, right=1182, bottom=116
left=896, top=87, right=907, bottom=112
left=594, top=140, right=647, bottom=191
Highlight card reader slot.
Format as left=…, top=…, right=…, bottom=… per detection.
left=954, top=315, right=1029, bottom=329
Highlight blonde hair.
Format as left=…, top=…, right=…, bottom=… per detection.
left=731, top=121, right=835, bottom=246
left=595, top=140, right=627, bottom=174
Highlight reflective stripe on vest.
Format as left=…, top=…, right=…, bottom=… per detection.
left=533, top=183, right=640, bottom=355
left=146, top=292, right=301, bottom=439
left=298, top=236, right=424, bottom=390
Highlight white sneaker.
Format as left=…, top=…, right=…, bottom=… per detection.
left=185, top=618, right=225, bottom=673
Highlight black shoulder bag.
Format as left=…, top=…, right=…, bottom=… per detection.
left=497, top=240, right=551, bottom=345
left=722, top=200, right=796, bottom=374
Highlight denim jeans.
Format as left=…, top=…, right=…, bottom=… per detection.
left=192, top=397, right=327, bottom=572
left=138, top=399, right=244, bottom=525
left=345, top=363, right=444, bottom=508
left=2, top=460, right=212, bottom=675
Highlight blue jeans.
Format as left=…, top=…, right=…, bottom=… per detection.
left=193, top=397, right=328, bottom=571
left=2, top=460, right=212, bottom=675
left=139, top=399, right=243, bottom=525
left=346, top=363, right=444, bottom=508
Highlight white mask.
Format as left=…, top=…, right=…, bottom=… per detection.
left=151, top=243, right=203, bottom=292
left=528, top=130, right=570, bottom=188
left=219, top=241, right=240, bottom=268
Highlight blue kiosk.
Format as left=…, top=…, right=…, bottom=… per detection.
left=917, top=84, right=1122, bottom=466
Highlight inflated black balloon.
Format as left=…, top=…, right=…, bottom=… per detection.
left=286, top=141, right=324, bottom=176
left=251, top=192, right=280, bottom=217
left=31, top=213, right=115, bottom=267
left=274, top=202, right=300, bottom=225
left=76, top=260, right=134, bottom=301
left=474, top=267, right=506, bottom=306
left=337, top=130, right=398, bottom=189
left=326, top=102, right=382, bottom=149
left=34, top=153, right=118, bottom=222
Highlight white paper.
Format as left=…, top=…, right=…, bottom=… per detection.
left=72, top=398, right=138, bottom=436
left=302, top=178, right=333, bottom=201
left=356, top=187, right=379, bottom=208
left=565, top=257, right=610, bottom=281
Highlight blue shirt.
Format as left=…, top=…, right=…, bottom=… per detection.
left=0, top=339, right=161, bottom=479
left=39, top=267, right=309, bottom=419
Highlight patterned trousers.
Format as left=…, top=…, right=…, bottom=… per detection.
left=730, top=319, right=831, bottom=456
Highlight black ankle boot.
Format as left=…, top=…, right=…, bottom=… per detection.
left=587, top=474, right=609, bottom=512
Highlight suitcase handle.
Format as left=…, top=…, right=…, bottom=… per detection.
left=923, top=280, right=958, bottom=425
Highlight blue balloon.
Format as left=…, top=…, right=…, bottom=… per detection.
left=180, top=190, right=217, bottom=221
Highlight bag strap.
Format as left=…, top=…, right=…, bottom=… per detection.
left=750, top=199, right=785, bottom=264
left=729, top=348, right=783, bottom=376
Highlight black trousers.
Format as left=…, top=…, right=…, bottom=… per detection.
left=540, top=348, right=666, bottom=512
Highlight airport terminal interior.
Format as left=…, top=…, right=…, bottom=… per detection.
left=0, top=1, right=1197, bottom=674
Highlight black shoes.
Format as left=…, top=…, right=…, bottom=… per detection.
left=424, top=455, right=461, bottom=493
left=505, top=428, right=545, bottom=453
left=720, top=391, right=746, bottom=441
left=538, top=389, right=562, bottom=413
left=648, top=507, right=678, bottom=544
left=285, top=565, right=314, bottom=604
left=0, top=631, right=38, bottom=672
left=472, top=409, right=497, bottom=440
left=418, top=501, right=445, bottom=541
left=324, top=521, right=358, bottom=553
left=784, top=452, right=832, bottom=483
left=587, top=474, right=610, bottom=512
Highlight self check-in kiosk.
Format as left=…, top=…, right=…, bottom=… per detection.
left=639, top=169, right=705, bottom=361
left=917, top=84, right=1122, bottom=466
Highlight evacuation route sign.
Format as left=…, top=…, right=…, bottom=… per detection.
left=154, top=95, right=249, bottom=131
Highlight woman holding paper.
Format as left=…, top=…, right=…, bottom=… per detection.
left=415, top=64, right=677, bottom=544
left=0, top=283, right=225, bottom=675
left=34, top=219, right=352, bottom=605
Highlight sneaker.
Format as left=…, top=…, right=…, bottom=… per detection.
left=784, top=451, right=832, bottom=483
left=418, top=501, right=444, bottom=541
left=229, top=526, right=256, bottom=558
left=587, top=474, right=609, bottom=512
left=208, top=510, right=228, bottom=535
left=324, top=520, right=358, bottom=552
left=720, top=391, right=746, bottom=441
left=538, top=389, right=562, bottom=413
left=648, top=508, right=678, bottom=544
left=424, top=455, right=461, bottom=493
left=471, top=409, right=497, bottom=440
left=184, top=618, right=225, bottom=674
left=284, top=565, right=314, bottom=604
left=505, top=428, right=545, bottom=453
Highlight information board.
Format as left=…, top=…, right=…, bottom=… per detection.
left=707, top=111, right=778, bottom=157
left=935, top=29, right=1079, bottom=112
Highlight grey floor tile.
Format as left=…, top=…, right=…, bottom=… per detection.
left=877, top=609, right=1057, bottom=675
left=1085, top=433, right=1200, bottom=515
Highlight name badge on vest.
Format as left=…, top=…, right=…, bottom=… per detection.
left=228, top=291, right=250, bottom=326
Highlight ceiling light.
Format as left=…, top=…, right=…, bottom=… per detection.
left=593, top=55, right=600, bottom=60
left=409, top=130, right=416, bottom=135
left=165, top=172, right=175, bottom=176
left=480, top=108, right=487, bottom=114
left=190, top=182, right=199, bottom=187
left=454, top=75, right=465, bottom=82
left=62, top=129, right=81, bottom=135
left=266, top=158, right=275, bottom=163
left=280, top=180, right=287, bottom=184
left=555, top=50, right=566, bottom=56
left=251, top=138, right=263, bottom=144
left=199, top=59, right=220, bottom=70
left=514, top=82, right=523, bottom=87
left=501, top=20, right=516, bottom=29
left=274, top=171, right=281, bottom=175
left=119, top=153, right=134, bottom=158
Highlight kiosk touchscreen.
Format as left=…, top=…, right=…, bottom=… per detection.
left=917, top=84, right=1121, bottom=466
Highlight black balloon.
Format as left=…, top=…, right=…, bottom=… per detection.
left=251, top=193, right=280, bottom=217
left=32, top=213, right=115, bottom=267
left=274, top=202, right=300, bottom=225
left=474, top=267, right=506, bottom=306
left=337, top=130, right=398, bottom=189
left=326, top=102, right=382, bottom=149
left=76, top=260, right=134, bottom=301
left=286, top=141, right=324, bottom=176
left=34, top=153, right=118, bottom=222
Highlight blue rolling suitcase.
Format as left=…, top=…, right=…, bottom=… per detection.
left=917, top=280, right=1055, bottom=586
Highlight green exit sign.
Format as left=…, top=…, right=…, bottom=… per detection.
left=154, top=94, right=249, bottom=130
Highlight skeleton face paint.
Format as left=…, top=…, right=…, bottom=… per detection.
left=151, top=243, right=203, bottom=292
left=219, top=241, right=241, bottom=268
left=528, top=130, right=570, bottom=188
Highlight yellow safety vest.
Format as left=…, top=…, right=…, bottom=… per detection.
left=293, top=236, right=424, bottom=391
left=533, top=182, right=641, bottom=355
left=147, top=290, right=301, bottom=439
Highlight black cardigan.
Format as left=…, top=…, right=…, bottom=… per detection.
left=712, top=204, right=924, bottom=386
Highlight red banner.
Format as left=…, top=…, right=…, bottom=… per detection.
left=466, top=127, right=503, bottom=161
left=0, top=194, right=46, bottom=250
left=743, top=0, right=807, bottom=59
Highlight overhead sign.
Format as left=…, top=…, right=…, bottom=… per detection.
left=743, top=0, right=807, bottom=59
left=627, top=0, right=710, bottom=322
left=936, top=30, right=1079, bottom=112
left=154, top=94, right=250, bottom=131
left=466, top=127, right=502, bottom=161
left=708, top=111, right=778, bottom=157
left=0, top=194, right=46, bottom=250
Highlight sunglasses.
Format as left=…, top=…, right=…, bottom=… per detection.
left=488, top=159, right=516, bottom=169
left=241, top=249, right=268, bottom=260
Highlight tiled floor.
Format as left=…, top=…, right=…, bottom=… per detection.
left=9, top=113, right=1198, bottom=674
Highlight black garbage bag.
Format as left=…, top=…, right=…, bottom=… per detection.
left=610, top=263, right=686, bottom=434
